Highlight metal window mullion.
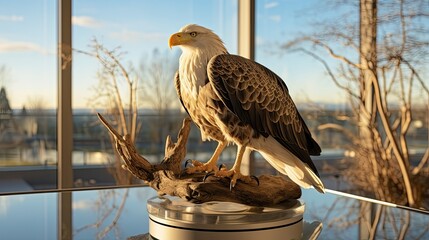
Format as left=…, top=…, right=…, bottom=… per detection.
left=58, top=0, right=73, bottom=239
left=238, top=0, right=255, bottom=60
left=58, top=0, right=73, bottom=190
left=238, top=0, right=255, bottom=175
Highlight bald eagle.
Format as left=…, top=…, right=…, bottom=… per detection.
left=169, top=24, right=324, bottom=193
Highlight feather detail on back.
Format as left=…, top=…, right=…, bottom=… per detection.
left=207, top=54, right=321, bottom=176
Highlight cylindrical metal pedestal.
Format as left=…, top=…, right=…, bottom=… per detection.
left=147, top=196, right=305, bottom=240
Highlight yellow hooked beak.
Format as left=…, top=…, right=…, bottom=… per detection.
left=169, top=32, right=192, bottom=49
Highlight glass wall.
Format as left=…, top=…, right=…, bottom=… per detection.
left=255, top=0, right=429, bottom=206
left=253, top=1, right=358, bottom=181
left=0, top=0, right=238, bottom=192
left=71, top=0, right=238, bottom=187
left=0, top=0, right=57, bottom=192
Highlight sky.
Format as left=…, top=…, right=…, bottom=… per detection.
left=0, top=0, right=418, bottom=110
left=0, top=0, right=239, bottom=109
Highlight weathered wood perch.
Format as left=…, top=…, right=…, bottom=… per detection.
left=98, top=113, right=301, bottom=206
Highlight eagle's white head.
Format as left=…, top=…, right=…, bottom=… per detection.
left=169, top=24, right=228, bottom=96
left=169, top=24, right=227, bottom=56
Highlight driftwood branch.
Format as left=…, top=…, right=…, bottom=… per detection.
left=98, top=113, right=301, bottom=206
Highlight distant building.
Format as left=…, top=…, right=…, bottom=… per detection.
left=0, top=87, right=23, bottom=148
left=0, top=87, right=12, bottom=119
left=0, top=87, right=43, bottom=164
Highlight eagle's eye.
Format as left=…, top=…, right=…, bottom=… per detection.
left=189, top=32, right=198, bottom=37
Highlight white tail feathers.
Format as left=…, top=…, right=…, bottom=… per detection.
left=252, top=136, right=325, bottom=193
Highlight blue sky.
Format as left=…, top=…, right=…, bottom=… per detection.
left=1, top=0, right=352, bottom=109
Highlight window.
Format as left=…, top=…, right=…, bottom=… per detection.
left=1, top=1, right=427, bottom=208
left=71, top=0, right=238, bottom=188
left=0, top=0, right=238, bottom=193
left=0, top=0, right=57, bottom=192
left=255, top=0, right=429, bottom=205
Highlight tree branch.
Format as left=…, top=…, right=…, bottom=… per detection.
left=291, top=47, right=360, bottom=100
left=412, top=148, right=429, bottom=175
left=283, top=37, right=364, bottom=69
left=318, top=123, right=358, bottom=143
left=401, top=58, right=429, bottom=95
left=369, top=70, right=416, bottom=206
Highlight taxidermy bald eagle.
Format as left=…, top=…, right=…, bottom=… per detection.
left=169, top=24, right=325, bottom=193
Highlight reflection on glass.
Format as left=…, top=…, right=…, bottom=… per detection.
left=0, top=193, right=57, bottom=239
left=73, top=187, right=157, bottom=239
left=71, top=0, right=238, bottom=188
left=0, top=187, right=427, bottom=240
left=302, top=190, right=429, bottom=239
left=0, top=0, right=57, bottom=192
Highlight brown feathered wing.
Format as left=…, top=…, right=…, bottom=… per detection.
left=207, top=54, right=321, bottom=176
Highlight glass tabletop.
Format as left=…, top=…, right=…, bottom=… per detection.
left=0, top=186, right=427, bottom=240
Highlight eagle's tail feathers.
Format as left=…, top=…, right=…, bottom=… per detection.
left=254, top=137, right=325, bottom=193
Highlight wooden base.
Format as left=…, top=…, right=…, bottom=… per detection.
left=98, top=114, right=301, bottom=206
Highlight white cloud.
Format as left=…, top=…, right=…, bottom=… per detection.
left=264, top=2, right=279, bottom=9
left=0, top=39, right=49, bottom=54
left=109, top=29, right=166, bottom=43
left=256, top=36, right=265, bottom=46
left=0, top=15, right=24, bottom=22
left=72, top=16, right=102, bottom=28
left=269, top=15, right=282, bottom=22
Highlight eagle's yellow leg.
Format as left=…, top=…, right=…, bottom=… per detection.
left=216, top=144, right=253, bottom=188
left=186, top=141, right=227, bottom=174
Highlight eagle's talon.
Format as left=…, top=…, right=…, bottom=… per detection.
left=185, top=159, right=205, bottom=168
left=251, top=175, right=260, bottom=186
left=184, top=159, right=193, bottom=168
left=218, top=164, right=227, bottom=171
left=229, top=181, right=234, bottom=191
left=185, top=160, right=219, bottom=174
left=216, top=169, right=258, bottom=189
left=229, top=176, right=239, bottom=191
left=203, top=172, right=215, bottom=182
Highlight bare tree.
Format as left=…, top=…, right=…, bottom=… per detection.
left=139, top=48, right=179, bottom=115
left=24, top=95, right=50, bottom=150
left=72, top=41, right=183, bottom=238
left=282, top=0, right=429, bottom=208
left=25, top=96, right=48, bottom=112
left=71, top=40, right=142, bottom=239
left=138, top=49, right=182, bottom=155
left=76, top=39, right=140, bottom=185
